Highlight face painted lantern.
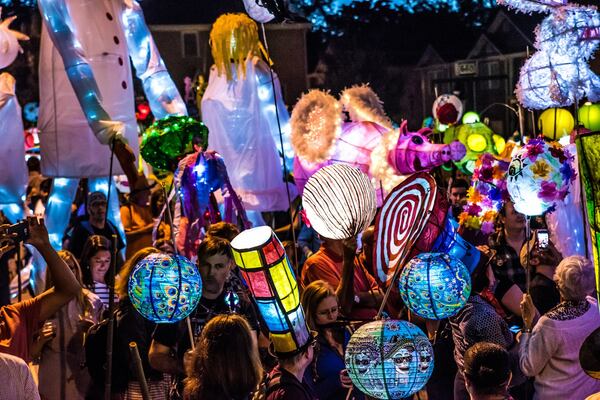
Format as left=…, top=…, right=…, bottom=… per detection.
left=345, top=320, right=434, bottom=399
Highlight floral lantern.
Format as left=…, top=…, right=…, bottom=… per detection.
left=302, top=164, right=377, bottom=240
left=579, top=103, right=600, bottom=132
left=507, top=138, right=576, bottom=216
left=128, top=253, right=203, bottom=323
left=459, top=153, right=510, bottom=235
left=345, top=320, right=434, bottom=399
left=231, top=226, right=311, bottom=356
left=444, top=121, right=505, bottom=174
left=398, top=253, right=471, bottom=320
left=538, top=108, right=575, bottom=140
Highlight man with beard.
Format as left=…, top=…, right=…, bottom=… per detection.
left=149, top=235, right=259, bottom=394
left=66, top=191, right=125, bottom=260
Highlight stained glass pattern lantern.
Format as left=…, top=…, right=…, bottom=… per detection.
left=128, top=253, right=202, bottom=323
left=302, top=164, right=377, bottom=240
left=399, top=253, right=471, bottom=320
left=507, top=138, right=576, bottom=216
left=345, top=320, right=434, bottom=400
left=231, top=226, right=310, bottom=356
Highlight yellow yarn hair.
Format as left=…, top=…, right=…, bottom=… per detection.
left=210, top=13, right=260, bottom=81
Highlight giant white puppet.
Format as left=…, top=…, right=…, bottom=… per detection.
left=38, top=0, right=186, bottom=248
left=201, top=13, right=294, bottom=225
left=0, top=14, right=29, bottom=223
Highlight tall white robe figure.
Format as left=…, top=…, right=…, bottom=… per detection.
left=37, top=0, right=186, bottom=248
left=201, top=14, right=294, bottom=215
left=0, top=73, right=27, bottom=222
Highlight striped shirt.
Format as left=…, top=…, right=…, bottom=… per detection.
left=93, top=281, right=119, bottom=309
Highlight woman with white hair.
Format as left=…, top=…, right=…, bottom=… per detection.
left=520, top=256, right=600, bottom=399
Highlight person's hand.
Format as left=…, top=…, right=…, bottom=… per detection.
left=39, top=321, right=56, bottom=343
left=26, top=217, right=50, bottom=249
left=520, top=294, right=537, bottom=331
left=339, top=369, right=353, bottom=389
left=183, top=349, right=195, bottom=376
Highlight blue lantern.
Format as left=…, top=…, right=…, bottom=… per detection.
left=345, top=320, right=434, bottom=400
left=399, top=253, right=471, bottom=320
left=128, top=253, right=202, bottom=323
left=432, top=217, right=481, bottom=273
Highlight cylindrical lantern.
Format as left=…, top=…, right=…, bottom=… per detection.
left=302, top=164, right=377, bottom=240
left=579, top=103, right=600, bottom=132
left=399, top=253, right=471, bottom=320
left=538, top=108, right=575, bottom=140
left=345, top=320, right=434, bottom=399
left=507, top=138, right=576, bottom=216
left=231, top=226, right=310, bottom=356
left=128, top=253, right=203, bottom=323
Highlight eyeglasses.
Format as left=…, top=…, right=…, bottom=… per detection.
left=316, top=306, right=340, bottom=317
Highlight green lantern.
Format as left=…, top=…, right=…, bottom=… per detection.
left=444, top=122, right=505, bottom=174
left=579, top=103, right=600, bottom=132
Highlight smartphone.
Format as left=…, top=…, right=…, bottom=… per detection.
left=6, top=220, right=29, bottom=243
left=536, top=229, right=549, bottom=249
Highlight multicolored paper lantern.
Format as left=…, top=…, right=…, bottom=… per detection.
left=507, top=138, right=576, bottom=216
left=345, top=320, right=434, bottom=399
left=128, top=253, right=203, bottom=323
left=302, top=164, right=377, bottom=240
left=399, top=253, right=471, bottom=320
left=459, top=153, right=510, bottom=234
left=140, top=116, right=208, bottom=171
left=579, top=103, right=600, bottom=132
left=538, top=108, right=575, bottom=140
left=231, top=226, right=310, bottom=356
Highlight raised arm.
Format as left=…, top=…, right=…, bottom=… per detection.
left=121, top=0, right=187, bottom=119
left=26, top=217, right=80, bottom=321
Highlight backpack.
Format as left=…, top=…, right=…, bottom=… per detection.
left=84, top=310, right=130, bottom=395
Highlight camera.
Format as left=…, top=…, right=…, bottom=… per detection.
left=536, top=229, right=549, bottom=249
left=6, top=220, right=29, bottom=243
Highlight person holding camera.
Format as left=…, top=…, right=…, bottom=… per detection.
left=519, top=232, right=562, bottom=315
left=0, top=217, right=80, bottom=362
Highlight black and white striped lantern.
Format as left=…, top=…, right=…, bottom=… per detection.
left=302, top=164, right=377, bottom=240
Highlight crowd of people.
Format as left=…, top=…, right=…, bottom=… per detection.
left=1, top=162, right=600, bottom=400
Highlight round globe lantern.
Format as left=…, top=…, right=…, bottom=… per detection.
left=398, top=253, right=471, bottom=320
left=579, top=103, right=600, bottom=132
left=128, top=253, right=202, bottom=323
left=538, top=108, right=575, bottom=140
left=302, top=164, right=377, bottom=240
left=345, top=320, right=434, bottom=399
left=507, top=138, right=576, bottom=216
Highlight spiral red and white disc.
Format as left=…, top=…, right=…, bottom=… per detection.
left=374, top=173, right=438, bottom=285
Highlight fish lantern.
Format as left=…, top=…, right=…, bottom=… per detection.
left=231, top=226, right=311, bottom=356
left=345, top=320, right=434, bottom=399
left=579, top=103, right=600, bottom=132
left=445, top=121, right=506, bottom=174
left=459, top=153, right=510, bottom=235
left=538, top=108, right=575, bottom=140
left=128, top=253, right=203, bottom=323
left=302, top=164, right=377, bottom=240
left=432, top=94, right=463, bottom=125
left=398, top=253, right=471, bottom=320
left=507, top=138, right=576, bottom=216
